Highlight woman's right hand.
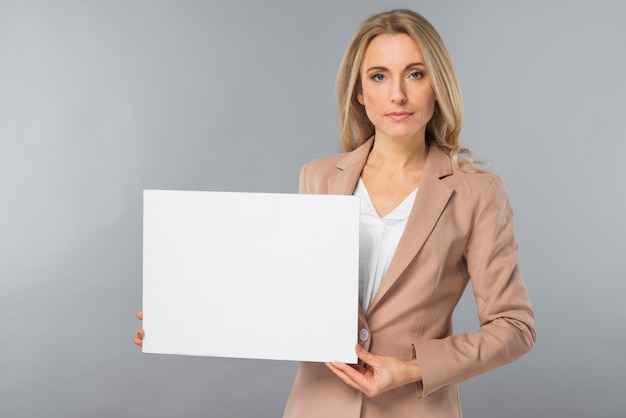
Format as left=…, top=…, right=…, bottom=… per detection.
left=133, top=310, right=144, bottom=347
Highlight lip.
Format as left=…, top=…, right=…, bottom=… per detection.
left=386, top=111, right=413, bottom=121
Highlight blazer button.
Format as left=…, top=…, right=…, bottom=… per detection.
left=359, top=328, right=369, bottom=342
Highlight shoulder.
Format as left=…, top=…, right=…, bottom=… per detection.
left=300, top=152, right=347, bottom=179
left=424, top=145, right=511, bottom=211
left=449, top=165, right=500, bottom=191
left=426, top=145, right=501, bottom=194
left=298, top=151, right=348, bottom=194
left=301, top=137, right=374, bottom=179
left=446, top=164, right=513, bottom=221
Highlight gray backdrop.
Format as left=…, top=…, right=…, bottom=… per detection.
left=1, top=0, right=624, bottom=417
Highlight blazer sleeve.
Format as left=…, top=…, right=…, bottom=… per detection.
left=413, top=175, right=536, bottom=397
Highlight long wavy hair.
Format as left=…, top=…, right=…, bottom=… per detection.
left=337, top=9, right=479, bottom=170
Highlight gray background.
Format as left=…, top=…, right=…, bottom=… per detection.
left=1, top=0, right=624, bottom=417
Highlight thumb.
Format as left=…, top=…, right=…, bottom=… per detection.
left=355, top=344, right=378, bottom=365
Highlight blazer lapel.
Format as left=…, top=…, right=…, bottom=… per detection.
left=327, top=138, right=374, bottom=195
left=326, top=139, right=374, bottom=326
left=324, top=140, right=454, bottom=320
left=367, top=145, right=454, bottom=315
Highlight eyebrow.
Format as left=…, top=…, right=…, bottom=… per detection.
left=365, top=62, right=426, bottom=72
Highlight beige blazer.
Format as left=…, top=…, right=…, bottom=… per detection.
left=283, top=138, right=536, bottom=418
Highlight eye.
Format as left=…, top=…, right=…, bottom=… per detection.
left=409, top=71, right=424, bottom=79
left=371, top=73, right=385, bottom=81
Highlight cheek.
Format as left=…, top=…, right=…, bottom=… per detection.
left=360, top=88, right=383, bottom=110
left=426, top=94, right=436, bottom=113
left=360, top=92, right=381, bottom=118
left=429, top=94, right=437, bottom=116
left=414, top=88, right=436, bottom=114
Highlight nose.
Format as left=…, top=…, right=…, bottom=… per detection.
left=390, top=80, right=407, bottom=104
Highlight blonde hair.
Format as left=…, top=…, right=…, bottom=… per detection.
left=337, top=9, right=479, bottom=170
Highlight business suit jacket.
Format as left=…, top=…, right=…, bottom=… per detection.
left=283, top=138, right=536, bottom=418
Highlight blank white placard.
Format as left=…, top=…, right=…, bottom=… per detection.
left=142, top=189, right=359, bottom=363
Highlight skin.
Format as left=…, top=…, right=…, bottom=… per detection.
left=357, top=34, right=435, bottom=219
left=134, top=311, right=144, bottom=347
left=134, top=33, right=435, bottom=399
left=324, top=34, right=436, bottom=397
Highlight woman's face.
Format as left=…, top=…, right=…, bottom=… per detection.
left=357, top=34, right=436, bottom=143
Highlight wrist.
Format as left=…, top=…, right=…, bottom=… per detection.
left=407, top=357, right=422, bottom=383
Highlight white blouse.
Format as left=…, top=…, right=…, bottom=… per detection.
left=354, top=178, right=418, bottom=313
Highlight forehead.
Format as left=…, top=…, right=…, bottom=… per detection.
left=362, top=34, right=424, bottom=67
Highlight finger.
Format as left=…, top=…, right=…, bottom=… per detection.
left=327, top=362, right=354, bottom=375
left=133, top=337, right=143, bottom=347
left=329, top=362, right=372, bottom=387
left=136, top=310, right=143, bottom=320
left=327, top=362, right=380, bottom=397
left=136, top=328, right=145, bottom=338
left=326, top=363, right=362, bottom=390
left=328, top=361, right=364, bottom=374
left=355, top=344, right=384, bottom=367
left=326, top=362, right=362, bottom=380
left=349, top=363, right=367, bottom=374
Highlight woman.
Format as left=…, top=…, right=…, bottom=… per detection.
left=281, top=9, right=535, bottom=418
left=136, top=9, right=535, bottom=417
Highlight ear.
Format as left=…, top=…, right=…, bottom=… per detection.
left=356, top=84, right=364, bottom=105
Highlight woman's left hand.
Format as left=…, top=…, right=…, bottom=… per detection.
left=325, top=344, right=422, bottom=398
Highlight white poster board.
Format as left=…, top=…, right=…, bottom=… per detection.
left=142, top=190, right=359, bottom=363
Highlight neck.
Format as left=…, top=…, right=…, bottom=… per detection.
left=367, top=132, right=428, bottom=170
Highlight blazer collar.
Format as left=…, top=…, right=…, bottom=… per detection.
left=327, top=138, right=375, bottom=195
left=327, top=138, right=455, bottom=316
left=368, top=144, right=454, bottom=314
